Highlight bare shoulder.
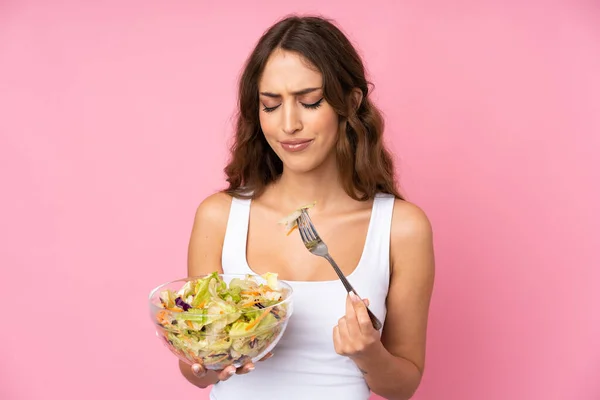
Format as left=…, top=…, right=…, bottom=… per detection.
left=194, top=191, right=233, bottom=222
left=187, top=191, right=234, bottom=276
left=390, top=199, right=434, bottom=254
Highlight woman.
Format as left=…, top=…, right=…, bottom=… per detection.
left=179, top=15, right=435, bottom=400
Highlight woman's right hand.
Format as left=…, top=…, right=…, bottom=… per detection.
left=190, top=362, right=253, bottom=383
left=190, top=352, right=273, bottom=383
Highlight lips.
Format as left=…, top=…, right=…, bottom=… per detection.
left=280, top=139, right=312, bottom=145
left=280, top=139, right=313, bottom=153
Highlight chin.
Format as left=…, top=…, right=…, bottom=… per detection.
left=282, top=162, right=319, bottom=174
left=281, top=154, right=333, bottom=175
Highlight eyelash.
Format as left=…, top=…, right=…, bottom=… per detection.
left=262, top=98, right=324, bottom=113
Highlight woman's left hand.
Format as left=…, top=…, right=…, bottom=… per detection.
left=333, top=292, right=382, bottom=359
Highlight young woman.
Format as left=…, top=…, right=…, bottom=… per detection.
left=179, top=15, right=435, bottom=400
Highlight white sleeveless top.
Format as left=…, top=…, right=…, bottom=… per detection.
left=210, top=193, right=395, bottom=400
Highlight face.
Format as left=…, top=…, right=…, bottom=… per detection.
left=258, top=49, right=340, bottom=174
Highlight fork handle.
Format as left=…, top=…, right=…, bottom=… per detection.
left=363, top=303, right=383, bottom=331
left=324, top=254, right=383, bottom=331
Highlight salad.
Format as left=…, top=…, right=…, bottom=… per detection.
left=153, top=272, right=291, bottom=368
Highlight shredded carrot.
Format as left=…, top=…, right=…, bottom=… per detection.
left=245, top=308, right=271, bottom=331
left=212, top=353, right=230, bottom=363
left=186, top=320, right=194, bottom=328
left=167, top=306, right=183, bottom=312
left=241, top=291, right=260, bottom=295
left=286, top=225, right=298, bottom=236
left=156, top=310, right=170, bottom=324
left=239, top=300, right=262, bottom=307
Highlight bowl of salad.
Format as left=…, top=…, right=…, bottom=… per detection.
left=149, top=272, right=293, bottom=370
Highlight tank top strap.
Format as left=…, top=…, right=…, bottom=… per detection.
left=221, top=197, right=252, bottom=274
left=354, top=192, right=396, bottom=282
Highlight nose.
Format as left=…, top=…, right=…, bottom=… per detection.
left=282, top=103, right=302, bottom=135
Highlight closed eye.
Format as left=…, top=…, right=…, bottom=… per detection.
left=261, top=98, right=325, bottom=113
left=262, top=104, right=280, bottom=113
left=302, top=98, right=324, bottom=109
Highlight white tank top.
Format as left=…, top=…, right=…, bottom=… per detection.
left=210, top=193, right=395, bottom=400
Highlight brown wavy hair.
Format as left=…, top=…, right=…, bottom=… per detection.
left=223, top=15, right=403, bottom=201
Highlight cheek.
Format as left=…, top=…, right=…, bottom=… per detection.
left=311, top=110, right=340, bottom=142
left=259, top=115, right=276, bottom=140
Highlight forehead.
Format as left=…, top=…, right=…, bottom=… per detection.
left=258, top=49, right=323, bottom=92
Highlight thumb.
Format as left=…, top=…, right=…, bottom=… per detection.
left=363, top=298, right=370, bottom=307
left=191, top=363, right=206, bottom=377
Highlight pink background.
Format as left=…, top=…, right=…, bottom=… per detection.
left=1, top=1, right=599, bottom=399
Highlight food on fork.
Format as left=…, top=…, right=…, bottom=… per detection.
left=278, top=201, right=316, bottom=235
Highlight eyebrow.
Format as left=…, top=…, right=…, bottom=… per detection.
left=259, top=87, right=322, bottom=98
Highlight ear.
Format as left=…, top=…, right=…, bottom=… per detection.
left=350, top=88, right=363, bottom=113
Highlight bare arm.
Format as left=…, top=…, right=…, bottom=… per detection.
left=186, top=192, right=231, bottom=277
left=178, top=192, right=239, bottom=388
left=350, top=201, right=435, bottom=399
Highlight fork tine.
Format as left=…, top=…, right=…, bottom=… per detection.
left=297, top=219, right=309, bottom=243
left=299, top=212, right=315, bottom=241
left=301, top=210, right=319, bottom=240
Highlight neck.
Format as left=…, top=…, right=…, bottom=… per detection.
left=272, top=161, right=348, bottom=214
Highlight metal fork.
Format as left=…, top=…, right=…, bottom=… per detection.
left=297, top=209, right=383, bottom=331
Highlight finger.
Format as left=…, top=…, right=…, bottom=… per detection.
left=333, top=325, right=343, bottom=354
left=350, top=292, right=373, bottom=333
left=363, top=298, right=370, bottom=307
left=217, top=366, right=237, bottom=381
left=259, top=352, right=273, bottom=361
left=338, top=316, right=351, bottom=343
left=345, top=293, right=357, bottom=320
left=236, top=362, right=255, bottom=375
left=191, top=363, right=206, bottom=377
left=344, top=293, right=361, bottom=337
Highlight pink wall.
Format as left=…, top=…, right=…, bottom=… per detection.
left=1, top=1, right=598, bottom=399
